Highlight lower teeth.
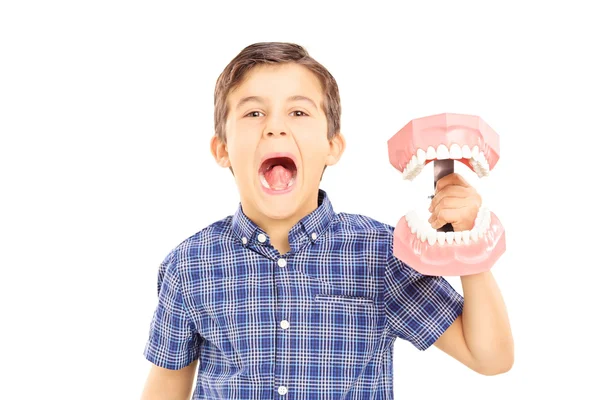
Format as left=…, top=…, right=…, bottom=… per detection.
left=260, top=174, right=295, bottom=190
left=406, top=207, right=491, bottom=245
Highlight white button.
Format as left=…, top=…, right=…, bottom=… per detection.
left=311, top=232, right=317, bottom=240
left=257, top=233, right=267, bottom=243
left=278, top=386, right=288, bottom=395
left=241, top=237, right=247, bottom=245
left=277, top=258, right=287, bottom=267
left=280, top=320, right=290, bottom=329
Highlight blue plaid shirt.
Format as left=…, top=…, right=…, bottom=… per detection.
left=144, top=189, right=464, bottom=399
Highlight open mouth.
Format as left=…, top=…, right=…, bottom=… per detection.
left=401, top=144, right=494, bottom=246
left=258, top=155, right=298, bottom=192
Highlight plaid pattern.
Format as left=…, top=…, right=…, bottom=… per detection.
left=144, top=189, right=464, bottom=399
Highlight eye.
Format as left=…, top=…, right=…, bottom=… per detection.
left=245, top=111, right=264, bottom=117
left=244, top=110, right=308, bottom=118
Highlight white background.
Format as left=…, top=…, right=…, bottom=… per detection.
left=1, top=1, right=598, bottom=398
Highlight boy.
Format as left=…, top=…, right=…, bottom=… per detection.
left=141, top=42, right=513, bottom=400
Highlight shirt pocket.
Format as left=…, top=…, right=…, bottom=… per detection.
left=309, top=292, right=380, bottom=382
left=314, top=293, right=375, bottom=306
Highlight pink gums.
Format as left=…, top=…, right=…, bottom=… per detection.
left=387, top=113, right=500, bottom=173
left=393, top=212, right=506, bottom=276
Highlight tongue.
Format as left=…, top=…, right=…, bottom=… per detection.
left=264, top=165, right=293, bottom=190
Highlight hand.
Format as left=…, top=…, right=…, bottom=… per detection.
left=428, top=173, right=481, bottom=232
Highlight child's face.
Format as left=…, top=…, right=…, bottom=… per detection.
left=212, top=63, right=345, bottom=223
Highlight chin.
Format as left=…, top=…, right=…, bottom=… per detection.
left=255, top=182, right=302, bottom=219
left=259, top=203, right=300, bottom=220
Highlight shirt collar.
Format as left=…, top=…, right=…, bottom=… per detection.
left=231, top=189, right=335, bottom=251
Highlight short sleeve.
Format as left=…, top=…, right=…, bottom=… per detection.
left=384, top=236, right=464, bottom=351
left=143, top=251, right=202, bottom=369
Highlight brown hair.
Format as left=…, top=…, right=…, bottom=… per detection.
left=213, top=42, right=341, bottom=144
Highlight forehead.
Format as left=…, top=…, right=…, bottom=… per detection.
left=229, top=63, right=323, bottom=103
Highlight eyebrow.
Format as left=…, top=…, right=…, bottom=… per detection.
left=235, top=95, right=318, bottom=111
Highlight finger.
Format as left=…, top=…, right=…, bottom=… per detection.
left=428, top=207, right=468, bottom=230
left=435, top=173, right=470, bottom=192
left=430, top=196, right=469, bottom=215
left=430, top=207, right=478, bottom=231
left=429, top=186, right=472, bottom=211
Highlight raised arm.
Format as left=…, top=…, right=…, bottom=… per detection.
left=428, top=174, right=513, bottom=374
left=434, top=271, right=513, bottom=375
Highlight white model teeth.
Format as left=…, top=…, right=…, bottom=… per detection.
left=462, top=230, right=470, bottom=245
left=461, top=145, right=471, bottom=159
left=436, top=144, right=449, bottom=159
left=437, top=232, right=446, bottom=245
left=470, top=229, right=479, bottom=242
left=405, top=207, right=492, bottom=246
left=401, top=144, right=491, bottom=180
left=427, top=231, right=436, bottom=245
left=426, top=146, right=436, bottom=160
left=454, top=232, right=462, bottom=245
left=449, top=144, right=462, bottom=159
left=416, top=148, right=427, bottom=164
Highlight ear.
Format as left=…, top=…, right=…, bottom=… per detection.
left=324, top=132, right=346, bottom=166
left=210, top=135, right=231, bottom=168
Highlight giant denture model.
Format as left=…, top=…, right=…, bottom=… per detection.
left=388, top=113, right=506, bottom=276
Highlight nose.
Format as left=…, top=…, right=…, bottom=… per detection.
left=263, top=114, right=288, bottom=138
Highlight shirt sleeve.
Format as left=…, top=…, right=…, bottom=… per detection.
left=143, top=250, right=202, bottom=369
left=384, top=231, right=464, bottom=351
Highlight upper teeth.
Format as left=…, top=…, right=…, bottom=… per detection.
left=405, top=207, right=491, bottom=245
left=401, top=144, right=490, bottom=180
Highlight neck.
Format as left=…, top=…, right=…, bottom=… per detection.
left=242, top=193, right=319, bottom=255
